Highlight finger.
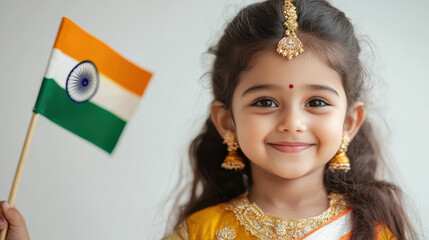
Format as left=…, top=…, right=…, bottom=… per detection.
left=0, top=202, right=30, bottom=239
left=0, top=201, right=9, bottom=230
left=1, top=202, right=26, bottom=228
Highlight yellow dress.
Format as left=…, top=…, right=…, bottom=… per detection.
left=166, top=193, right=396, bottom=240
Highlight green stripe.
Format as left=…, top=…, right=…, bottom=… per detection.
left=33, top=78, right=126, bottom=153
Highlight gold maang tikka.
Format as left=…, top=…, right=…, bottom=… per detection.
left=329, top=136, right=351, bottom=172
left=221, top=131, right=245, bottom=170
left=277, top=0, right=304, bottom=60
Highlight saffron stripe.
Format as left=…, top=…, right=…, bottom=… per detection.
left=53, top=17, right=152, bottom=96
left=338, top=232, right=352, bottom=240
left=33, top=78, right=126, bottom=153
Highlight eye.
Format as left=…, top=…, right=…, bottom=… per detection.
left=306, top=98, right=330, bottom=107
left=252, top=98, right=278, bottom=108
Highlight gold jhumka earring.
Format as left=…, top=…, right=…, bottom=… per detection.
left=329, top=136, right=351, bottom=172
left=277, top=0, right=304, bottom=59
left=221, top=131, right=245, bottom=170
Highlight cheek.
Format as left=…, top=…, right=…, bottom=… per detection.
left=234, top=111, right=273, bottom=152
left=316, top=113, right=344, bottom=134
left=313, top=112, right=345, bottom=157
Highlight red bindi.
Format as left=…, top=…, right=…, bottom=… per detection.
left=289, top=84, right=294, bottom=89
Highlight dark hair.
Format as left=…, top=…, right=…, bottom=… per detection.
left=172, top=0, right=417, bottom=239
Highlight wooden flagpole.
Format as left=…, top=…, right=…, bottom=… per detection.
left=0, top=112, right=39, bottom=240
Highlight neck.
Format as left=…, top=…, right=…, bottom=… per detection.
left=248, top=164, right=329, bottom=219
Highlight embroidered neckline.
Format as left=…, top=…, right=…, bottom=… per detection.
left=225, top=192, right=347, bottom=240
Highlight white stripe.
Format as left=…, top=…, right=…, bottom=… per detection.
left=44, top=49, right=140, bottom=121
left=304, top=210, right=352, bottom=240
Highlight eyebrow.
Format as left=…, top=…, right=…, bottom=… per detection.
left=241, top=84, right=278, bottom=97
left=241, top=83, right=339, bottom=97
left=305, top=84, right=339, bottom=96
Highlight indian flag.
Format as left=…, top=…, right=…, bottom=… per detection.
left=33, top=17, right=152, bottom=153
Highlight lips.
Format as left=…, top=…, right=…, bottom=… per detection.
left=268, top=142, right=313, bottom=153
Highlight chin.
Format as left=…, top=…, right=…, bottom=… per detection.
left=275, top=169, right=311, bottom=180
left=250, top=160, right=326, bottom=180
left=270, top=164, right=325, bottom=180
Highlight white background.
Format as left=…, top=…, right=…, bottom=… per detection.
left=0, top=0, right=428, bottom=239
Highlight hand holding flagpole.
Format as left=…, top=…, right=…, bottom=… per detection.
left=0, top=113, right=39, bottom=240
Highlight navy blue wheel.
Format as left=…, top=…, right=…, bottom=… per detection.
left=66, top=60, right=99, bottom=103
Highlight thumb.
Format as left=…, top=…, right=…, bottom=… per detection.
left=0, top=202, right=30, bottom=240
left=1, top=202, right=28, bottom=234
left=1, top=202, right=26, bottom=228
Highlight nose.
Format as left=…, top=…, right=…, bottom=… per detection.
left=276, top=106, right=306, bottom=133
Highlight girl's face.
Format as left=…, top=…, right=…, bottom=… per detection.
left=231, top=51, right=348, bottom=179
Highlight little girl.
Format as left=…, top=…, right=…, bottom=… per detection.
left=0, top=0, right=418, bottom=239
left=164, top=0, right=417, bottom=239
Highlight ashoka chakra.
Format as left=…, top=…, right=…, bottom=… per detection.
left=66, top=60, right=99, bottom=103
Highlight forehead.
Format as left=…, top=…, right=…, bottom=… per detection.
left=235, top=50, right=345, bottom=97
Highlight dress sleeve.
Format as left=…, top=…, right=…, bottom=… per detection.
left=376, top=224, right=397, bottom=240
left=164, top=221, right=189, bottom=240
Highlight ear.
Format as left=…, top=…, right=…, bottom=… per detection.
left=343, top=102, right=366, bottom=140
left=210, top=100, right=236, bottom=139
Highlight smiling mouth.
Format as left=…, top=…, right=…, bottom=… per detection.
left=268, top=142, right=313, bottom=153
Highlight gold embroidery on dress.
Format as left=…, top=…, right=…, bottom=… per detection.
left=225, top=193, right=347, bottom=240
left=216, top=225, right=236, bottom=240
